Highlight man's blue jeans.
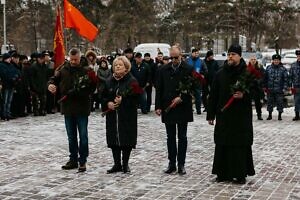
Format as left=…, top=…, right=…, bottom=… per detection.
left=3, top=88, right=14, bottom=118
left=64, top=115, right=89, bottom=165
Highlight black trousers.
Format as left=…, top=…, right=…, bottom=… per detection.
left=165, top=122, right=188, bottom=167
left=111, top=146, right=132, bottom=166
left=145, top=85, right=152, bottom=112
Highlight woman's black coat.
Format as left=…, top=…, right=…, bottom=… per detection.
left=102, top=73, right=139, bottom=148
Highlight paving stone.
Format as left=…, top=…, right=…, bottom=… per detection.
left=0, top=107, right=299, bottom=199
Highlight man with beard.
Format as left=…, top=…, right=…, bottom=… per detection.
left=207, top=44, right=255, bottom=184
left=263, top=54, right=289, bottom=120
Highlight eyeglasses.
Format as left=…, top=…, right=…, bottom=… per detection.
left=170, top=56, right=180, bottom=60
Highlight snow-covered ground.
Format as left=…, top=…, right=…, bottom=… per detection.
left=0, top=107, right=299, bottom=199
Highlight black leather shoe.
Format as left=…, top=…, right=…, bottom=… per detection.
left=123, top=165, right=131, bottom=173
left=266, top=115, right=272, bottom=120
left=62, top=160, right=78, bottom=170
left=164, top=165, right=176, bottom=174
left=107, top=165, right=122, bottom=174
left=233, top=177, right=246, bottom=184
left=178, top=166, right=186, bottom=175
left=78, top=163, right=86, bottom=172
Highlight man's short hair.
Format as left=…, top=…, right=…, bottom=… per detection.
left=192, top=48, right=199, bottom=53
left=157, top=52, right=163, bottom=56
left=69, top=48, right=81, bottom=56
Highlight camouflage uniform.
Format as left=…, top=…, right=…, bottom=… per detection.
left=290, top=61, right=300, bottom=112
left=264, top=64, right=289, bottom=113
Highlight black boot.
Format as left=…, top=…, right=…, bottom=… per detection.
left=266, top=112, right=272, bottom=120
left=293, top=111, right=299, bottom=121
left=278, top=112, right=282, bottom=121
left=107, top=148, right=122, bottom=174
left=257, top=113, right=263, bottom=120
left=122, top=148, right=132, bottom=173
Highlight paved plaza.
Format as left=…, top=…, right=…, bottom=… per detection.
left=0, top=107, right=299, bottom=200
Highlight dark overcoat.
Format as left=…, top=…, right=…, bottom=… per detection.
left=207, top=59, right=254, bottom=146
left=155, top=61, right=194, bottom=124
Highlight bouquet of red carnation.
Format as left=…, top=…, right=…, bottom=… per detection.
left=58, top=70, right=99, bottom=103
left=221, top=65, right=262, bottom=112
left=101, top=81, right=144, bottom=117
left=165, top=70, right=204, bottom=113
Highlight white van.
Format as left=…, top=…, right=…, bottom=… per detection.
left=133, top=43, right=171, bottom=59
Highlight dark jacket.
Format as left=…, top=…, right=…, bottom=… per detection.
left=205, top=58, right=219, bottom=86
left=155, top=61, right=194, bottom=124
left=131, top=62, right=151, bottom=88
left=0, top=61, right=20, bottom=89
left=48, top=62, right=96, bottom=116
left=207, top=59, right=254, bottom=146
left=102, top=73, right=139, bottom=148
left=143, top=59, right=157, bottom=85
left=30, top=62, right=48, bottom=94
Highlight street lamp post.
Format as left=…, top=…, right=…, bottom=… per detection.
left=1, top=0, right=6, bottom=47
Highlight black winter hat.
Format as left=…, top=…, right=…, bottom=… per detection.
left=2, top=53, right=11, bottom=60
left=296, top=50, right=300, bottom=55
left=144, top=53, right=151, bottom=57
left=228, top=44, right=242, bottom=56
left=134, top=52, right=142, bottom=58
left=272, top=54, right=281, bottom=60
left=206, top=50, right=214, bottom=57
left=124, top=48, right=133, bottom=54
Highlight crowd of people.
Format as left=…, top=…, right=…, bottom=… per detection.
left=1, top=44, right=300, bottom=184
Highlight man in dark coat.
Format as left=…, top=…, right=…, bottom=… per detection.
left=155, top=46, right=194, bottom=175
left=48, top=48, right=96, bottom=173
left=131, top=52, right=151, bottom=114
left=30, top=53, right=48, bottom=116
left=143, top=53, right=156, bottom=112
left=203, top=50, right=219, bottom=111
left=207, top=44, right=255, bottom=184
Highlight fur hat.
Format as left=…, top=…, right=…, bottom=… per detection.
left=85, top=50, right=97, bottom=59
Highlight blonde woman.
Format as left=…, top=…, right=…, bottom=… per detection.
left=102, top=56, right=141, bottom=173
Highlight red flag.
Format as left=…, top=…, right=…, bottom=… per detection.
left=53, top=6, right=65, bottom=69
left=63, top=0, right=98, bottom=42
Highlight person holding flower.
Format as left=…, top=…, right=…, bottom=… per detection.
left=155, top=46, right=194, bottom=175
left=102, top=56, right=141, bottom=174
left=207, top=44, right=256, bottom=184
left=48, top=48, right=97, bottom=173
